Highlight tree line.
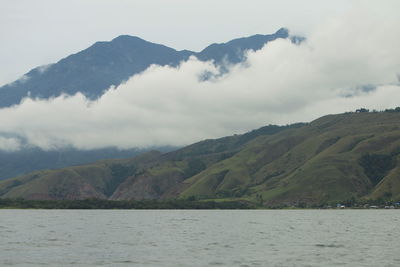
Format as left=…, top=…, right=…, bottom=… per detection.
left=352, top=107, right=400, bottom=113
left=0, top=198, right=256, bottom=209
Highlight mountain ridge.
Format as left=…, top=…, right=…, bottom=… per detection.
left=0, top=28, right=291, bottom=107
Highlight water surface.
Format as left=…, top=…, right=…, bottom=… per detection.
left=1, top=210, right=399, bottom=266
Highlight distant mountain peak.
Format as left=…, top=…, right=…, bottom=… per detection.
left=275, top=27, right=289, bottom=36
left=111, top=35, right=148, bottom=43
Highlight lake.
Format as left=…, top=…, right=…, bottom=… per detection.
left=1, top=210, right=399, bottom=266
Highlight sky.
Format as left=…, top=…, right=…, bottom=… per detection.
left=0, top=0, right=399, bottom=151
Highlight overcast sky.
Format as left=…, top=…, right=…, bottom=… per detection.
left=0, top=0, right=399, bottom=151
left=0, top=0, right=354, bottom=86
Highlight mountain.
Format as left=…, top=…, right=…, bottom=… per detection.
left=1, top=110, right=400, bottom=206
left=0, top=36, right=191, bottom=107
left=0, top=28, right=290, bottom=108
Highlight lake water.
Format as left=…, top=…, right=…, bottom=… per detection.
left=0, top=210, right=399, bottom=266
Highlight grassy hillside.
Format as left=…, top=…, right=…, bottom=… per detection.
left=0, top=151, right=162, bottom=200
left=181, top=112, right=400, bottom=204
left=1, top=111, right=400, bottom=206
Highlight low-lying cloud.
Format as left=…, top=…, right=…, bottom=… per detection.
left=0, top=2, right=399, bottom=151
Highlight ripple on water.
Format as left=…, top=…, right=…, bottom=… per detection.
left=0, top=210, right=399, bottom=267
left=315, top=243, right=345, bottom=248
left=209, top=261, right=225, bottom=265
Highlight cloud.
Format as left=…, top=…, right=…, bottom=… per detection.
left=0, top=2, right=399, bottom=151
left=0, top=136, right=22, bottom=151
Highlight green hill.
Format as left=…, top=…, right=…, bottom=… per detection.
left=1, top=111, right=400, bottom=206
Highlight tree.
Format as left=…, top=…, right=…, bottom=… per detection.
left=356, top=108, right=369, bottom=113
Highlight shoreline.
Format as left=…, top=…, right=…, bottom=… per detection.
left=1, top=198, right=399, bottom=210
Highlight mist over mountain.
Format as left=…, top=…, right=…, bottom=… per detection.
left=0, top=28, right=290, bottom=108
left=0, top=28, right=294, bottom=179
left=1, top=6, right=399, bottom=153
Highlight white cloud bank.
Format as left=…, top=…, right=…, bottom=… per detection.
left=0, top=2, right=399, bottom=151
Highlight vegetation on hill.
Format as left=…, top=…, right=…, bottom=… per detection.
left=1, top=109, right=400, bottom=207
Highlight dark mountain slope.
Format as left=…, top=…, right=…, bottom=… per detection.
left=0, top=28, right=290, bottom=107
